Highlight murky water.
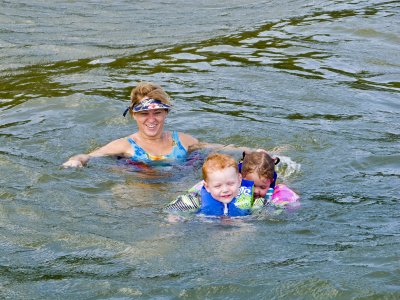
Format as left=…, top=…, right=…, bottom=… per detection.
left=1, top=1, right=399, bottom=299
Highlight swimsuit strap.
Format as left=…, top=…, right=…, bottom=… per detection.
left=171, top=131, right=184, bottom=148
left=127, top=137, right=136, bottom=146
left=167, top=131, right=188, bottom=161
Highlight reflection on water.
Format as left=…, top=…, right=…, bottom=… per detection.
left=0, top=0, right=399, bottom=299
left=2, top=1, right=399, bottom=112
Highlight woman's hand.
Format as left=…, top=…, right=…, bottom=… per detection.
left=62, top=159, right=83, bottom=168
left=62, top=154, right=90, bottom=168
left=62, top=139, right=130, bottom=168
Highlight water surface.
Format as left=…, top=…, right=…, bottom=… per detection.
left=1, top=0, right=399, bottom=299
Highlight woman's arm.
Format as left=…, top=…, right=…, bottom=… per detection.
left=178, top=132, right=263, bottom=154
left=188, top=142, right=256, bottom=154
left=177, top=132, right=199, bottom=150
left=62, top=138, right=131, bottom=168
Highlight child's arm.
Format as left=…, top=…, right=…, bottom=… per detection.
left=251, top=188, right=274, bottom=211
left=188, top=142, right=259, bottom=154
left=164, top=193, right=201, bottom=212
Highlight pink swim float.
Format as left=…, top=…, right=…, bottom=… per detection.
left=271, top=184, right=300, bottom=207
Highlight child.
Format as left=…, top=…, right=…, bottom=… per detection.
left=165, top=153, right=254, bottom=216
left=165, top=151, right=299, bottom=216
left=240, top=151, right=299, bottom=208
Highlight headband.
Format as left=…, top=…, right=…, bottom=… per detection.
left=123, top=98, right=172, bottom=117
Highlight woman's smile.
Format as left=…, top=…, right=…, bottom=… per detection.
left=135, top=109, right=167, bottom=137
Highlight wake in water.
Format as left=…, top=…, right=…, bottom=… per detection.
left=274, top=155, right=302, bottom=179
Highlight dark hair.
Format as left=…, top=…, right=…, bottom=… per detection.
left=241, top=151, right=275, bottom=180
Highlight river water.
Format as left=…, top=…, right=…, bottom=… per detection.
left=1, top=0, right=399, bottom=299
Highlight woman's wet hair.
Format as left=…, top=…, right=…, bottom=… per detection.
left=130, top=82, right=171, bottom=106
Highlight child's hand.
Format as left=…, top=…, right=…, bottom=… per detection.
left=255, top=148, right=268, bottom=153
left=243, top=148, right=268, bottom=156
left=167, top=214, right=185, bottom=223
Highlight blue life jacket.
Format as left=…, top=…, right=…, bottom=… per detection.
left=198, top=179, right=254, bottom=216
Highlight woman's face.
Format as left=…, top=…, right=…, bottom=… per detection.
left=133, top=109, right=168, bottom=137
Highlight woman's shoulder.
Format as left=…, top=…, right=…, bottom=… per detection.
left=112, top=136, right=134, bottom=146
left=91, top=136, right=133, bottom=157
left=127, top=132, right=139, bottom=140
left=107, top=136, right=132, bottom=154
left=176, top=132, right=199, bottom=149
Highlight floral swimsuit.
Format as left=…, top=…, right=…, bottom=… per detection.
left=127, top=131, right=187, bottom=165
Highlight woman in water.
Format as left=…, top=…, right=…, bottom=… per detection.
left=62, top=81, right=243, bottom=168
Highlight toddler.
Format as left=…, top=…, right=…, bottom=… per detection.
left=240, top=151, right=299, bottom=208
left=165, top=153, right=254, bottom=216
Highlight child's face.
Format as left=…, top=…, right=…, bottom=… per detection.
left=204, top=167, right=242, bottom=204
left=244, top=172, right=272, bottom=198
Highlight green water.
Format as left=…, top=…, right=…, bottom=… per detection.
left=1, top=1, right=399, bottom=299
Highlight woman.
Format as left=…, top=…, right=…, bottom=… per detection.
left=63, top=82, right=202, bottom=168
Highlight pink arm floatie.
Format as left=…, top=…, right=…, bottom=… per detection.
left=271, top=184, right=300, bottom=206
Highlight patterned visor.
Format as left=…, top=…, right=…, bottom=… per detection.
left=123, top=98, right=171, bottom=117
